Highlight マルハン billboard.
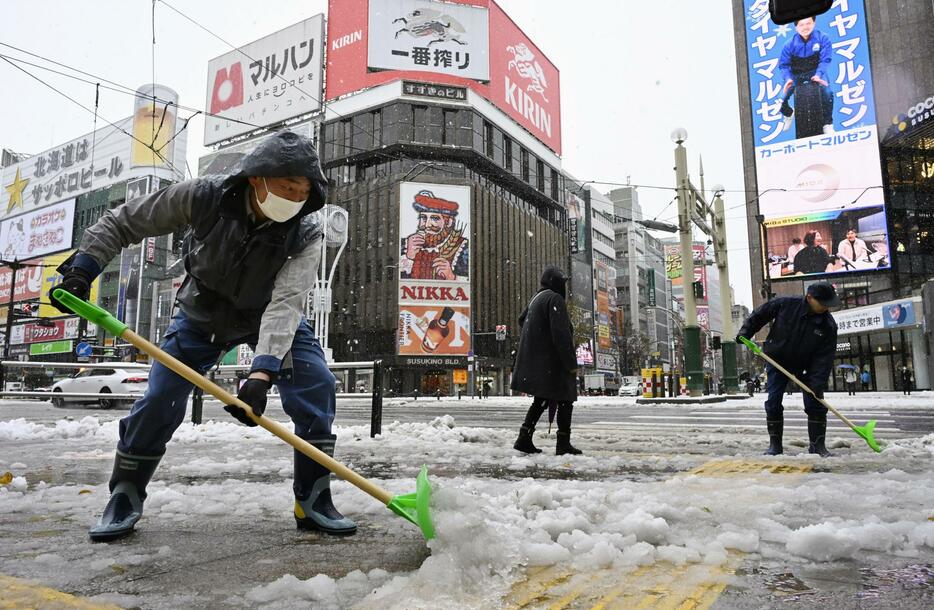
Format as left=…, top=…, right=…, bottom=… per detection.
left=326, top=0, right=561, bottom=154
left=743, top=0, right=889, bottom=282
left=397, top=182, right=472, bottom=356
left=204, top=15, right=325, bottom=145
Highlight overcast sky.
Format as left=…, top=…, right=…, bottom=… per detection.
left=0, top=0, right=753, bottom=306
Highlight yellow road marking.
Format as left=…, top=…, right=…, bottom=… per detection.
left=0, top=575, right=123, bottom=609
left=505, top=457, right=812, bottom=608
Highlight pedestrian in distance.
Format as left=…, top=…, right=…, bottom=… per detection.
left=511, top=266, right=582, bottom=456
left=49, top=131, right=358, bottom=541
left=844, top=367, right=857, bottom=396
left=860, top=369, right=871, bottom=392
left=736, top=282, right=840, bottom=457
left=901, top=366, right=913, bottom=396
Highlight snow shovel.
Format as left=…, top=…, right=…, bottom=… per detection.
left=53, top=289, right=436, bottom=539
left=739, top=336, right=882, bottom=453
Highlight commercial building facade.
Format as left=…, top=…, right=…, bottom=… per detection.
left=610, top=186, right=673, bottom=373
left=731, top=0, right=934, bottom=390
left=320, top=0, right=570, bottom=396
left=0, top=84, right=187, bottom=363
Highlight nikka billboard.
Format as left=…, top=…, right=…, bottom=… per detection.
left=326, top=0, right=561, bottom=154
left=397, top=182, right=472, bottom=356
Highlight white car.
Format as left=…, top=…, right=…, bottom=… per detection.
left=51, top=368, right=148, bottom=409
left=618, top=382, right=642, bottom=397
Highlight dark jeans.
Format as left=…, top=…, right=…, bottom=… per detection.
left=118, top=312, right=336, bottom=456
left=764, top=363, right=827, bottom=420
left=522, top=397, right=574, bottom=432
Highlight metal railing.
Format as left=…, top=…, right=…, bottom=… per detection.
left=0, top=359, right=385, bottom=437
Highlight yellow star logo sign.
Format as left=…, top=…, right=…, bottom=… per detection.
left=4, top=168, right=29, bottom=213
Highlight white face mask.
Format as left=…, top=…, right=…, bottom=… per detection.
left=257, top=177, right=304, bottom=222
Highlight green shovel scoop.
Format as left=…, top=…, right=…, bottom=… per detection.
left=54, top=288, right=436, bottom=539
left=739, top=336, right=882, bottom=453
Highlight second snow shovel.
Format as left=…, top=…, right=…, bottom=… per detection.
left=739, top=336, right=882, bottom=453
left=54, top=289, right=436, bottom=539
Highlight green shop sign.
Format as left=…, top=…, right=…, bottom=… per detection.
left=30, top=341, right=73, bottom=356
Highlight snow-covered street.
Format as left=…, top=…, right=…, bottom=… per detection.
left=1, top=393, right=932, bottom=608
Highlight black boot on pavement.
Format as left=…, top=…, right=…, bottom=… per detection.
left=556, top=431, right=582, bottom=456
left=294, top=435, right=358, bottom=535
left=764, top=419, right=783, bottom=455
left=89, top=450, right=162, bottom=542
left=514, top=424, right=542, bottom=454
left=808, top=414, right=833, bottom=457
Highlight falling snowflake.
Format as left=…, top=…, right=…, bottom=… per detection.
left=527, top=231, right=534, bottom=237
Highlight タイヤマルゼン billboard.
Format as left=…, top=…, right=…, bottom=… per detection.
left=743, top=0, right=889, bottom=282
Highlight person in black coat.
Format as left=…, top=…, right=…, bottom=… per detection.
left=737, top=282, right=839, bottom=457
left=511, top=266, right=581, bottom=455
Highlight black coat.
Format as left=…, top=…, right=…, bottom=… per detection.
left=510, top=288, right=578, bottom=402
left=738, top=296, right=837, bottom=390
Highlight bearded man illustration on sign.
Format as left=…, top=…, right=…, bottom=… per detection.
left=400, top=190, right=469, bottom=281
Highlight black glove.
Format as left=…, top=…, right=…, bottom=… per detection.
left=735, top=332, right=748, bottom=344
left=224, top=377, right=270, bottom=426
left=48, top=268, right=92, bottom=314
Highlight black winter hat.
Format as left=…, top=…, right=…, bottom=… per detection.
left=807, top=281, right=841, bottom=308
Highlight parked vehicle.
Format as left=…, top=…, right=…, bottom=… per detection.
left=51, top=368, right=148, bottom=409
left=583, top=373, right=620, bottom=396
left=618, top=381, right=641, bottom=397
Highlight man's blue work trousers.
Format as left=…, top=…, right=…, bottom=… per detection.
left=763, top=362, right=827, bottom=420
left=117, top=312, right=336, bottom=456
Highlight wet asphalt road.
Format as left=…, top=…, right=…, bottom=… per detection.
left=0, top=394, right=932, bottom=609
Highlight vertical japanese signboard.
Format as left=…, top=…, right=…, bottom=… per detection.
left=397, top=182, right=471, bottom=356
left=594, top=261, right=611, bottom=350
left=743, top=0, right=889, bottom=282
left=204, top=15, right=325, bottom=145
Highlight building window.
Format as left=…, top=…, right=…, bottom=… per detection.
left=521, top=148, right=530, bottom=182
left=503, top=136, right=513, bottom=172
left=551, top=168, right=559, bottom=201
left=536, top=159, right=545, bottom=191
left=371, top=109, right=382, bottom=147
left=484, top=120, right=494, bottom=158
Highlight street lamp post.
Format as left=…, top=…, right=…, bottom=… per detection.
left=308, top=205, right=349, bottom=362
left=671, top=129, right=704, bottom=396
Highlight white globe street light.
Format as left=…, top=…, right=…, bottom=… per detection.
left=670, top=127, right=688, bottom=144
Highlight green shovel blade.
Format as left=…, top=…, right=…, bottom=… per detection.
left=853, top=419, right=883, bottom=453
left=52, top=289, right=128, bottom=337
left=386, top=465, right=435, bottom=540
left=738, top=336, right=760, bottom=354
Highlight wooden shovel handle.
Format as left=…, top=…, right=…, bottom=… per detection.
left=122, top=329, right=394, bottom=505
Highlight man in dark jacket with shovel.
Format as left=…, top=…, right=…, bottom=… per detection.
left=736, top=282, right=839, bottom=457
left=511, top=266, right=581, bottom=455
left=49, top=131, right=358, bottom=541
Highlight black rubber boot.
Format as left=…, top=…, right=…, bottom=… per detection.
left=556, top=431, right=582, bottom=456
left=764, top=419, right=783, bottom=455
left=808, top=414, right=832, bottom=457
left=89, top=450, right=162, bottom=542
left=294, top=435, right=357, bottom=535
left=514, top=424, right=542, bottom=454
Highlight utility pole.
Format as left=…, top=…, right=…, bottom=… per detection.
left=711, top=188, right=738, bottom=394
left=672, top=129, right=704, bottom=396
